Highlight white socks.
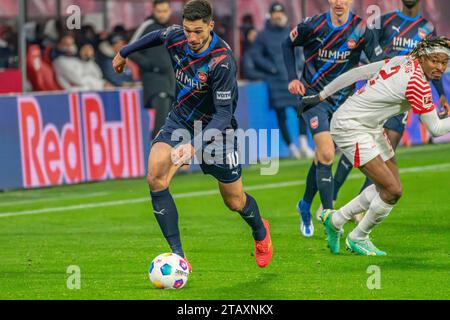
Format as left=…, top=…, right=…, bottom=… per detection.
left=332, top=185, right=378, bottom=230
left=349, top=194, right=394, bottom=240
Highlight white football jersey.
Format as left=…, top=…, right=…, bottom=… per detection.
left=331, top=56, right=435, bottom=132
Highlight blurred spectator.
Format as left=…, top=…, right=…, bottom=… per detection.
left=97, top=33, right=135, bottom=87
left=42, top=19, right=64, bottom=48
left=0, top=25, right=14, bottom=68
left=76, top=25, right=99, bottom=49
left=129, top=0, right=175, bottom=139
left=252, top=3, right=314, bottom=158
left=240, top=14, right=255, bottom=53
left=241, top=28, right=266, bottom=81
left=53, top=34, right=110, bottom=91
left=112, top=25, right=127, bottom=37
left=215, top=16, right=233, bottom=45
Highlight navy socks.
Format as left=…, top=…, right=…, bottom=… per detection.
left=303, top=161, right=318, bottom=204
left=316, top=162, right=334, bottom=210
left=239, top=193, right=266, bottom=241
left=150, top=189, right=184, bottom=258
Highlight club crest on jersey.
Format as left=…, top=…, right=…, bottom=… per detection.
left=310, top=116, right=319, bottom=130
left=418, top=28, right=427, bottom=40
left=290, top=28, right=298, bottom=41
left=347, top=39, right=357, bottom=50
left=197, top=71, right=208, bottom=83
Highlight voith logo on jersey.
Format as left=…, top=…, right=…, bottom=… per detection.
left=318, top=49, right=351, bottom=62
left=17, top=91, right=144, bottom=188
left=216, top=91, right=232, bottom=101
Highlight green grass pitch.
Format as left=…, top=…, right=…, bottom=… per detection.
left=1, top=144, right=449, bottom=300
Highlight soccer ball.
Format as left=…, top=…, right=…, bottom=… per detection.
left=148, top=253, right=189, bottom=289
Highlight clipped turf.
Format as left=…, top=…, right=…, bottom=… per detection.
left=0, top=144, right=449, bottom=300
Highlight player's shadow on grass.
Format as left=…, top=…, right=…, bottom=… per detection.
left=209, top=272, right=279, bottom=299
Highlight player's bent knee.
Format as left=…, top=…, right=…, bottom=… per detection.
left=317, top=150, right=335, bottom=165
left=147, top=173, right=169, bottom=192
left=383, top=184, right=403, bottom=204
left=224, top=197, right=246, bottom=212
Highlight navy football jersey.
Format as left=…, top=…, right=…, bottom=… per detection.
left=376, top=10, right=436, bottom=58
left=289, top=11, right=384, bottom=109
left=162, top=26, right=238, bottom=131
left=121, top=25, right=238, bottom=133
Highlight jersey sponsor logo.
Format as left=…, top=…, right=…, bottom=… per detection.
left=310, top=116, right=319, bottom=130
left=347, top=39, right=357, bottom=50
left=318, top=48, right=351, bottom=61
left=418, top=28, right=427, bottom=40
left=290, top=28, right=298, bottom=42
left=217, top=91, right=232, bottom=101
left=175, top=69, right=208, bottom=91
left=393, top=37, right=419, bottom=50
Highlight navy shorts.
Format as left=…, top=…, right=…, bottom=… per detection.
left=302, top=100, right=335, bottom=136
left=153, top=117, right=242, bottom=184
left=383, top=112, right=408, bottom=135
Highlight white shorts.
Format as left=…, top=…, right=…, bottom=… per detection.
left=331, top=129, right=395, bottom=168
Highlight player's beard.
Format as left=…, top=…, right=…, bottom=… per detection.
left=191, top=34, right=211, bottom=53
left=402, top=0, right=419, bottom=9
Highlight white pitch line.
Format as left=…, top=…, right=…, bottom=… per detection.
left=0, top=192, right=110, bottom=207
left=1, top=163, right=449, bottom=219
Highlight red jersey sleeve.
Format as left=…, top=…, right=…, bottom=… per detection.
left=405, top=67, right=435, bottom=115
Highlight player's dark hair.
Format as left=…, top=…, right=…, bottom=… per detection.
left=182, top=0, right=213, bottom=23
left=153, top=0, right=170, bottom=7
left=411, top=36, right=450, bottom=58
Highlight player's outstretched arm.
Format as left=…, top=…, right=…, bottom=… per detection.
left=296, top=60, right=388, bottom=117
left=420, top=110, right=450, bottom=137
left=320, top=60, right=387, bottom=99
left=112, top=29, right=166, bottom=74
left=120, top=29, right=165, bottom=59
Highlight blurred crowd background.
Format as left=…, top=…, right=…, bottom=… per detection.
left=0, top=0, right=449, bottom=94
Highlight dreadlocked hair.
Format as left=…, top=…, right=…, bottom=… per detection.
left=411, top=36, right=450, bottom=59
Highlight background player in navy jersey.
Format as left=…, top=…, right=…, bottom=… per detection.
left=331, top=0, right=450, bottom=220
left=112, top=0, right=273, bottom=270
left=282, top=0, right=383, bottom=237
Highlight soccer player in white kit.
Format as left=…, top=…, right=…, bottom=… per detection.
left=299, top=37, right=450, bottom=256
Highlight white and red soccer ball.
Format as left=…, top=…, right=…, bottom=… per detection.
left=148, top=253, right=189, bottom=289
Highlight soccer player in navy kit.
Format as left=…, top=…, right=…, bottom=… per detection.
left=282, top=0, right=384, bottom=237
left=332, top=0, right=450, bottom=213
left=113, top=0, right=273, bottom=270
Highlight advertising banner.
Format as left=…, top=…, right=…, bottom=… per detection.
left=0, top=89, right=149, bottom=190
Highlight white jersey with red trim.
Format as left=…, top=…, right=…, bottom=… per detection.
left=331, top=55, right=435, bottom=132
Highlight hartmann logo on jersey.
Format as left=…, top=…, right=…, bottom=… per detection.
left=318, top=49, right=351, bottom=61
left=17, top=90, right=145, bottom=188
